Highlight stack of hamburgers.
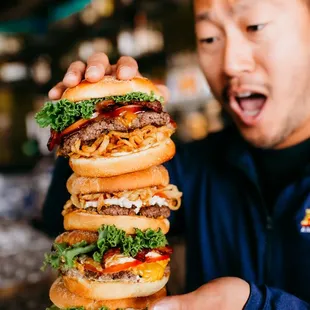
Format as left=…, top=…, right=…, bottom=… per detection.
left=36, top=76, right=182, bottom=310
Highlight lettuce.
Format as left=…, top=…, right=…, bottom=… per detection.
left=35, top=99, right=96, bottom=132
left=93, top=225, right=168, bottom=262
left=35, top=92, right=163, bottom=132
left=43, top=225, right=168, bottom=269
left=42, top=241, right=96, bottom=271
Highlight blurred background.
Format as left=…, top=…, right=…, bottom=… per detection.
left=0, top=1, right=227, bottom=308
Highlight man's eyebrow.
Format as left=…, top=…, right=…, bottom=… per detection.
left=234, top=0, right=257, bottom=12
left=195, top=12, right=211, bottom=24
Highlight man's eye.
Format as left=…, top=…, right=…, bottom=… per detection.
left=247, top=24, right=266, bottom=32
left=199, top=37, right=217, bottom=44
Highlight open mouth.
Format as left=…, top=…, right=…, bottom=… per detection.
left=229, top=91, right=267, bottom=126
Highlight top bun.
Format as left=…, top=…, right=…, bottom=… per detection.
left=61, top=75, right=163, bottom=102
left=67, top=165, right=169, bottom=195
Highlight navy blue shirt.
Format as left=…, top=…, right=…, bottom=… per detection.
left=42, top=126, right=310, bottom=309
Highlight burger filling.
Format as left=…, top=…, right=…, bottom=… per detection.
left=42, top=225, right=172, bottom=284
left=62, top=185, right=182, bottom=217
left=64, top=205, right=171, bottom=219
left=34, top=91, right=175, bottom=155
left=59, top=112, right=172, bottom=157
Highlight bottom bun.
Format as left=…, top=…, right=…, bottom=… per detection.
left=62, top=274, right=169, bottom=300
left=64, top=212, right=170, bottom=234
left=69, top=139, right=176, bottom=177
left=50, top=277, right=166, bottom=310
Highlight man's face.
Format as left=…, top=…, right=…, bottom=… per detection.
left=195, top=0, right=310, bottom=148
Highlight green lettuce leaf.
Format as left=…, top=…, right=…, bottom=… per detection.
left=35, top=92, right=164, bottom=132
left=42, top=225, right=168, bottom=269
left=93, top=225, right=168, bottom=262
left=42, top=241, right=96, bottom=271
left=35, top=98, right=96, bottom=132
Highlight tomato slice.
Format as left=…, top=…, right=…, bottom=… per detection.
left=101, top=260, right=143, bottom=274
left=110, top=105, right=143, bottom=117
left=60, top=118, right=92, bottom=137
left=145, top=255, right=170, bottom=263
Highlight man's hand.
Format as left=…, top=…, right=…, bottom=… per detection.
left=48, top=52, right=169, bottom=101
left=150, top=277, right=250, bottom=310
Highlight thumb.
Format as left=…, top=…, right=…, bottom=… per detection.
left=150, top=293, right=196, bottom=310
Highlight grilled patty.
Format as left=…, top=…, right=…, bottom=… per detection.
left=63, top=264, right=170, bottom=282
left=68, top=204, right=171, bottom=219
left=59, top=111, right=171, bottom=156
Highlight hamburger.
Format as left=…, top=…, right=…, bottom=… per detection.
left=43, top=225, right=172, bottom=301
left=62, top=165, right=182, bottom=234
left=35, top=76, right=176, bottom=177
left=48, top=277, right=166, bottom=310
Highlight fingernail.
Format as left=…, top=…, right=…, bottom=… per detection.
left=48, top=89, right=58, bottom=97
left=86, top=66, right=99, bottom=76
left=64, top=71, right=76, bottom=80
left=119, top=66, right=134, bottom=79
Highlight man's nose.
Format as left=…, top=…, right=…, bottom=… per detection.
left=223, top=34, right=255, bottom=78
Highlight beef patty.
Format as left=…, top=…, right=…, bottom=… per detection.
left=68, top=204, right=171, bottom=219
left=59, top=111, right=171, bottom=156
left=63, top=264, right=171, bottom=282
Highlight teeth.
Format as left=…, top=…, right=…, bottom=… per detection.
left=236, top=92, right=252, bottom=98
left=244, top=110, right=260, bottom=117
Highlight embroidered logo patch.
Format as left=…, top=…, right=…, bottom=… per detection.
left=301, top=209, right=310, bottom=233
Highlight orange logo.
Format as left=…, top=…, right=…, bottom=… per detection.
left=301, top=209, right=310, bottom=233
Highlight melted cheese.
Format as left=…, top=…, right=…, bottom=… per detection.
left=105, top=254, right=137, bottom=268
left=132, top=259, right=169, bottom=282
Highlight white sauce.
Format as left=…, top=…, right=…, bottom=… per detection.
left=85, top=201, right=99, bottom=208
left=104, top=198, right=143, bottom=214
left=149, top=195, right=169, bottom=207
left=83, top=196, right=168, bottom=213
left=145, top=251, right=161, bottom=258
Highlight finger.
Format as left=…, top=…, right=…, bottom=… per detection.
left=48, top=82, right=67, bottom=100
left=85, top=52, right=110, bottom=82
left=156, top=84, right=170, bottom=103
left=63, top=61, right=86, bottom=87
left=105, top=64, right=117, bottom=75
left=116, top=56, right=139, bottom=80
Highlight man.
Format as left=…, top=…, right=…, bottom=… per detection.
left=43, top=0, right=310, bottom=309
